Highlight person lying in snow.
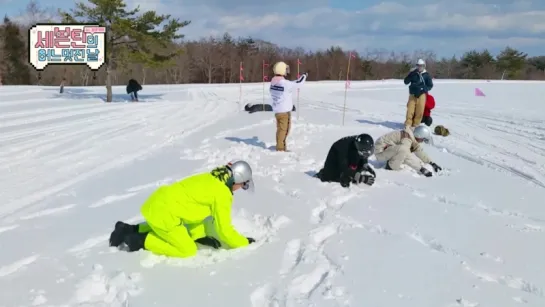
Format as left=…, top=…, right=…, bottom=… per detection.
left=374, top=125, right=442, bottom=177
left=421, top=92, right=435, bottom=127
left=126, top=79, right=142, bottom=102
left=244, top=103, right=296, bottom=113
left=109, top=160, right=256, bottom=258
left=315, top=134, right=376, bottom=187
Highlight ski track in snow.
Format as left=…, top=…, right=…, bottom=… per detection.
left=1, top=81, right=545, bottom=307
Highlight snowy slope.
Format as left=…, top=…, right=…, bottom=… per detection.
left=0, top=80, right=545, bottom=307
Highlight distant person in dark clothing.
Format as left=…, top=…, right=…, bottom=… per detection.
left=314, top=134, right=376, bottom=188
left=404, top=59, right=433, bottom=129
left=126, top=79, right=142, bottom=102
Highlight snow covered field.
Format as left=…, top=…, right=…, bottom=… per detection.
left=1, top=79, right=545, bottom=307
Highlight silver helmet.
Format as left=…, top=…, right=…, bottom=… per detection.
left=413, top=125, right=433, bottom=144
left=226, top=160, right=254, bottom=192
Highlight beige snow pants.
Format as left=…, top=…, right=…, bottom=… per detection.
left=404, top=94, right=426, bottom=128
left=375, top=145, right=423, bottom=170
left=275, top=112, right=291, bottom=151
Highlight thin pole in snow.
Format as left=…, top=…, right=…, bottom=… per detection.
left=239, top=61, right=244, bottom=106
left=342, top=52, right=356, bottom=126
left=296, top=58, right=301, bottom=120
left=262, top=60, right=269, bottom=111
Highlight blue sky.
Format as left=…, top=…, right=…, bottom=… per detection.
left=3, top=0, right=545, bottom=58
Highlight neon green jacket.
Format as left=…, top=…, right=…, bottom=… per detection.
left=141, top=167, right=249, bottom=249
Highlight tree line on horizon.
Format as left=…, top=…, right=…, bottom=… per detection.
left=1, top=0, right=544, bottom=101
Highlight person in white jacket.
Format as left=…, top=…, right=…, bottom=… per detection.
left=269, top=61, right=307, bottom=151
left=374, top=125, right=442, bottom=177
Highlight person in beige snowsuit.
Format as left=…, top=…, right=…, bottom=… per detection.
left=374, top=125, right=442, bottom=177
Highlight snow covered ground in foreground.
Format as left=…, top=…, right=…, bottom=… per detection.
left=1, top=79, right=545, bottom=307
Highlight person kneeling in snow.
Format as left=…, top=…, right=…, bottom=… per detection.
left=421, top=92, right=435, bottom=127
left=315, top=134, right=376, bottom=188
left=109, top=160, right=256, bottom=258
left=374, top=125, right=442, bottom=177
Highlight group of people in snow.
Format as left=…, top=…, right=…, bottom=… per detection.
left=315, top=58, right=441, bottom=187
left=315, top=125, right=442, bottom=189
left=109, top=59, right=443, bottom=259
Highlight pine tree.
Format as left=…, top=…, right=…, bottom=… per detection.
left=528, top=56, right=545, bottom=75
left=59, top=0, right=190, bottom=102
left=496, top=47, right=528, bottom=79
left=1, top=16, right=31, bottom=85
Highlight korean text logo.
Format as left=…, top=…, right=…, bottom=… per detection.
left=28, top=24, right=106, bottom=71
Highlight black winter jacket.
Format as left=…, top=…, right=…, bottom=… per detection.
left=404, top=69, right=433, bottom=98
left=126, top=79, right=142, bottom=94
left=317, top=135, right=368, bottom=183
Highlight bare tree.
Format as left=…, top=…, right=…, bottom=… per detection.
left=192, top=37, right=223, bottom=83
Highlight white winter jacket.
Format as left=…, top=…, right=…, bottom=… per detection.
left=269, top=74, right=307, bottom=113
left=374, top=128, right=431, bottom=164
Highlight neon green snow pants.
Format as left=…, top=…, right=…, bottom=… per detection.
left=137, top=188, right=212, bottom=258
left=134, top=222, right=198, bottom=258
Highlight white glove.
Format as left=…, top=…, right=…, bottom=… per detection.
left=353, top=171, right=375, bottom=186
left=354, top=171, right=362, bottom=182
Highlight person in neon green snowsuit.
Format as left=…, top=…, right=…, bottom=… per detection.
left=109, top=160, right=256, bottom=258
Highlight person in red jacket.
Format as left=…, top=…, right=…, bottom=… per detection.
left=422, top=92, right=435, bottom=126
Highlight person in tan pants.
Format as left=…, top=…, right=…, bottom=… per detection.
left=275, top=112, right=291, bottom=151
left=269, top=61, right=308, bottom=151
left=403, top=59, right=433, bottom=128
left=405, top=94, right=427, bottom=127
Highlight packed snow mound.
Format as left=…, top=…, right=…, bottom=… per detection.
left=0, top=80, right=544, bottom=307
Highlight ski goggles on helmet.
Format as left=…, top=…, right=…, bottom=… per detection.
left=355, top=142, right=374, bottom=158
left=357, top=149, right=372, bottom=157
left=416, top=136, right=433, bottom=145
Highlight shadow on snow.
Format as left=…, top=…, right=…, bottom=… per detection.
left=43, top=87, right=164, bottom=103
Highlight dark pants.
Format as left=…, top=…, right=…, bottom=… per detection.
left=130, top=91, right=138, bottom=101
left=422, top=116, right=432, bottom=126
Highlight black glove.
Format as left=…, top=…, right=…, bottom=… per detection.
left=429, top=162, right=442, bottom=172
left=354, top=172, right=375, bottom=186
left=365, top=164, right=376, bottom=177
left=247, top=237, right=255, bottom=244
left=340, top=172, right=352, bottom=188
left=195, top=236, right=221, bottom=249
left=420, top=167, right=432, bottom=177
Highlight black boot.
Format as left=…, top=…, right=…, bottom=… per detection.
left=109, top=221, right=139, bottom=247
left=195, top=236, right=221, bottom=249
left=124, top=232, right=148, bottom=252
